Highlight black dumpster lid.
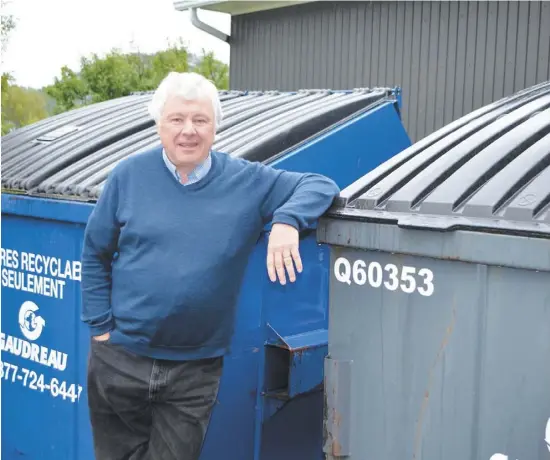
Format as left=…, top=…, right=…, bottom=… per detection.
left=323, top=81, right=550, bottom=239
left=1, top=87, right=395, bottom=201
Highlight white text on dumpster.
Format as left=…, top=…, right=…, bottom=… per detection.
left=333, top=257, right=435, bottom=296
left=0, top=359, right=82, bottom=404
left=1, top=248, right=81, bottom=300
left=0, top=333, right=68, bottom=371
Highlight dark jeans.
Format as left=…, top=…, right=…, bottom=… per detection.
left=87, top=339, right=223, bottom=460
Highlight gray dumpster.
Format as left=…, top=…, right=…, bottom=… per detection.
left=317, top=81, right=550, bottom=460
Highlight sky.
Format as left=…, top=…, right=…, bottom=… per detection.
left=1, top=0, right=231, bottom=89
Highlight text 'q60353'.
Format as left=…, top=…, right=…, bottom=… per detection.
left=333, top=256, right=435, bottom=297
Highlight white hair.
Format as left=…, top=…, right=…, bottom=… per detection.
left=147, top=72, right=223, bottom=129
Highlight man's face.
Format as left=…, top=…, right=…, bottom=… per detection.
left=157, top=96, right=216, bottom=171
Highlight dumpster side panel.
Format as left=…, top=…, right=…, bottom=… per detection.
left=260, top=390, right=325, bottom=460
left=198, top=245, right=265, bottom=460
left=270, top=101, right=411, bottom=190
left=326, top=245, right=550, bottom=460
left=1, top=213, right=93, bottom=460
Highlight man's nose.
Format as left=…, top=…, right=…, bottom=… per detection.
left=180, top=119, right=195, bottom=134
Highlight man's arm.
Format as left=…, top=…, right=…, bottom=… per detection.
left=259, top=167, right=340, bottom=231
left=257, top=164, right=340, bottom=284
left=80, top=169, right=121, bottom=337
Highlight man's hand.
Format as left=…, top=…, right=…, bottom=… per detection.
left=267, top=223, right=303, bottom=285
left=93, top=332, right=110, bottom=342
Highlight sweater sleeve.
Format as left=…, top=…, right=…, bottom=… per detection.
left=80, top=168, right=121, bottom=336
left=258, top=164, right=341, bottom=231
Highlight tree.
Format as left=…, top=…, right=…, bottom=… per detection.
left=2, top=0, right=19, bottom=134
left=40, top=41, right=229, bottom=118
left=1, top=0, right=15, bottom=57
left=45, top=40, right=192, bottom=110
left=2, top=72, right=14, bottom=134
left=1, top=4, right=231, bottom=133
left=2, top=83, right=48, bottom=133
left=195, top=49, right=229, bottom=90
left=149, top=39, right=190, bottom=88
left=44, top=66, right=89, bottom=113
left=79, top=50, right=145, bottom=102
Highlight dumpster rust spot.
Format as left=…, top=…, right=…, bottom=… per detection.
left=331, top=439, right=342, bottom=456
left=441, top=254, right=462, bottom=261
left=325, top=414, right=343, bottom=456
left=325, top=399, right=344, bottom=455
left=413, top=300, right=457, bottom=460
left=324, top=378, right=342, bottom=457
left=324, top=359, right=352, bottom=457
left=333, top=408, right=342, bottom=426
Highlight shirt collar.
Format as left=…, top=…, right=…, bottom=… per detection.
left=162, top=149, right=212, bottom=185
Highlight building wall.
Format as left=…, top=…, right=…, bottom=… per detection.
left=229, top=1, right=550, bottom=142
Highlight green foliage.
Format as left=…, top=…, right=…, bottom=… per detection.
left=2, top=79, right=48, bottom=134
left=1, top=1, right=20, bottom=134
left=79, top=50, right=143, bottom=102
left=1, top=1, right=52, bottom=135
left=45, top=41, right=229, bottom=114
left=195, top=49, right=229, bottom=90
left=2, top=32, right=229, bottom=133
left=44, top=66, right=89, bottom=114
left=148, top=39, right=190, bottom=87
left=1, top=0, right=16, bottom=56
left=2, top=72, right=14, bottom=134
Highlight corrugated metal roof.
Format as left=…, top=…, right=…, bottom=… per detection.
left=1, top=88, right=394, bottom=202
left=327, top=81, right=550, bottom=237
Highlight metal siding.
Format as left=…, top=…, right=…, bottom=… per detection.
left=230, top=0, right=550, bottom=142
left=435, top=2, right=448, bottom=129
left=540, top=1, right=550, bottom=82
left=525, top=1, right=539, bottom=88
left=425, top=2, right=440, bottom=136
left=483, top=1, right=498, bottom=106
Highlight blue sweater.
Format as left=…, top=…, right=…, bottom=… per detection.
left=81, top=147, right=340, bottom=361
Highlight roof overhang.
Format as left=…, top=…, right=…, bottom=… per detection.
left=173, top=0, right=317, bottom=16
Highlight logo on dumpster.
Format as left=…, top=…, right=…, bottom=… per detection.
left=18, top=300, right=45, bottom=341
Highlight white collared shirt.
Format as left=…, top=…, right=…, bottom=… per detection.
left=162, top=149, right=212, bottom=185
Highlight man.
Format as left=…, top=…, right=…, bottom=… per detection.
left=81, top=71, right=340, bottom=460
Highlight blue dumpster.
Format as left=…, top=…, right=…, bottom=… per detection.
left=1, top=87, right=411, bottom=460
